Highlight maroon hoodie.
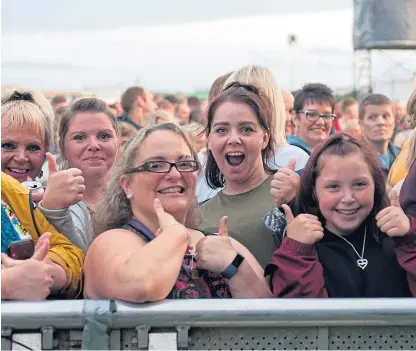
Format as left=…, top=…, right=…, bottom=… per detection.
left=266, top=217, right=416, bottom=298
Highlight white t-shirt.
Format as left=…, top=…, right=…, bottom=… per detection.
left=195, top=144, right=310, bottom=204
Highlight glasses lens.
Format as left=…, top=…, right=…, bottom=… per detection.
left=321, top=114, right=334, bottom=120
left=147, top=161, right=170, bottom=173
left=177, top=161, right=197, bottom=172
left=305, top=111, right=319, bottom=120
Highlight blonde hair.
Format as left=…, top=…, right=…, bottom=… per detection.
left=224, top=65, right=287, bottom=151
left=343, top=119, right=361, bottom=130
left=93, top=123, right=198, bottom=235
left=1, top=87, right=54, bottom=151
left=147, top=109, right=177, bottom=126
left=406, top=88, right=416, bottom=168
left=208, top=72, right=233, bottom=103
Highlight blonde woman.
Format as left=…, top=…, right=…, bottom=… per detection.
left=84, top=123, right=271, bottom=302
left=1, top=88, right=82, bottom=247
left=388, top=88, right=416, bottom=190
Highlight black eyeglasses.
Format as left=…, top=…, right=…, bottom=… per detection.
left=298, top=110, right=336, bottom=122
left=125, top=160, right=199, bottom=174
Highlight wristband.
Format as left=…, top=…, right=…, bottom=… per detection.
left=221, top=253, right=245, bottom=279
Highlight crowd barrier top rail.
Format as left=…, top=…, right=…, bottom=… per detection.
left=2, top=298, right=416, bottom=330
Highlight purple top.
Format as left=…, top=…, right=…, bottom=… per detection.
left=123, top=218, right=231, bottom=299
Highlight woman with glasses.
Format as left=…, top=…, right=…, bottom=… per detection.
left=287, top=83, right=336, bottom=156
left=84, top=123, right=271, bottom=301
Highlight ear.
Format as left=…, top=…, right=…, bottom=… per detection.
left=262, top=130, right=270, bottom=150
left=293, top=115, right=301, bottom=128
left=137, top=96, right=145, bottom=108
left=120, top=175, right=132, bottom=198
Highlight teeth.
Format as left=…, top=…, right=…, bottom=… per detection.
left=9, top=168, right=27, bottom=174
left=337, top=209, right=358, bottom=215
left=227, top=152, right=243, bottom=156
left=159, top=187, right=183, bottom=194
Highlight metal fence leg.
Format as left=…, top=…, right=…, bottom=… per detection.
left=318, top=326, right=329, bottom=350
left=176, top=325, right=190, bottom=350
left=1, top=327, right=12, bottom=351
left=41, top=326, right=55, bottom=350
left=136, top=325, right=150, bottom=350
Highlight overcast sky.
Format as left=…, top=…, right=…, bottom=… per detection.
left=2, top=0, right=415, bottom=102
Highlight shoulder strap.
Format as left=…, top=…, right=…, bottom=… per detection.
left=29, top=192, right=42, bottom=238
left=291, top=143, right=311, bottom=155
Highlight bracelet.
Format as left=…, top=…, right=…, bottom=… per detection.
left=221, top=253, right=245, bottom=279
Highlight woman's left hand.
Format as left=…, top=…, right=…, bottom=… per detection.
left=195, top=216, right=237, bottom=273
left=376, top=190, right=411, bottom=237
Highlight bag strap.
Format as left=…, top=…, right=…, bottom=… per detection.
left=29, top=192, right=42, bottom=238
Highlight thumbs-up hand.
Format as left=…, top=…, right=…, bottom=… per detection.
left=41, top=153, right=85, bottom=210
left=154, top=198, right=187, bottom=234
left=376, top=192, right=410, bottom=237
left=282, top=205, right=324, bottom=244
left=389, top=189, right=401, bottom=207
left=195, top=216, right=236, bottom=273
left=1, top=233, right=51, bottom=269
left=270, top=157, right=300, bottom=207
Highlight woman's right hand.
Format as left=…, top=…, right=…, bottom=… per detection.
left=282, top=205, right=324, bottom=244
left=41, top=153, right=85, bottom=210
left=153, top=198, right=188, bottom=235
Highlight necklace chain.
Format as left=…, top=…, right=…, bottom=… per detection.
left=332, top=227, right=367, bottom=269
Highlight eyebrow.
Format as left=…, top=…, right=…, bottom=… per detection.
left=212, top=121, right=257, bottom=127
left=70, top=129, right=115, bottom=135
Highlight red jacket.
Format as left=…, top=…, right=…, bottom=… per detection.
left=267, top=216, right=416, bottom=298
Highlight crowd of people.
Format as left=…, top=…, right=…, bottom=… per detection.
left=1, top=64, right=416, bottom=301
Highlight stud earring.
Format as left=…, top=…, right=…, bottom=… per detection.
left=127, top=193, right=133, bottom=199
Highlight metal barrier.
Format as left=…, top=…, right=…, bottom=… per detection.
left=2, top=299, right=416, bottom=350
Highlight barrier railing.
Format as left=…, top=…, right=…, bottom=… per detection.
left=2, top=299, right=416, bottom=350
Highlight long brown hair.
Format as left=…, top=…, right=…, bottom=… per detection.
left=295, top=133, right=389, bottom=239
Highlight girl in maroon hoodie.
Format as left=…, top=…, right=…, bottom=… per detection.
left=266, top=134, right=416, bottom=297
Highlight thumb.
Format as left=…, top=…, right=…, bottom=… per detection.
left=287, top=157, right=297, bottom=171
left=282, top=204, right=295, bottom=224
left=389, top=188, right=400, bottom=207
left=1, top=253, right=16, bottom=267
left=46, top=152, right=59, bottom=175
left=218, top=216, right=229, bottom=237
left=153, top=198, right=166, bottom=224
left=26, top=176, right=33, bottom=182
left=32, top=240, right=50, bottom=261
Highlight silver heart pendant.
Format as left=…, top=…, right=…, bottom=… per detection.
left=357, top=259, right=368, bottom=270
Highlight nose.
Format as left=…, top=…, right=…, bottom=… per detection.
left=87, top=137, right=101, bottom=151
left=227, top=129, right=242, bottom=145
left=341, top=188, right=355, bottom=203
left=166, top=164, right=182, bottom=179
left=14, top=148, right=29, bottom=163
left=374, top=115, right=385, bottom=125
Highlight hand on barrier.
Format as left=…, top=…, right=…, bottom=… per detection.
left=283, top=205, right=324, bottom=244
left=41, top=152, right=85, bottom=210
left=195, top=216, right=237, bottom=273
left=376, top=190, right=410, bottom=237
left=270, top=157, right=300, bottom=207
left=1, top=233, right=55, bottom=300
